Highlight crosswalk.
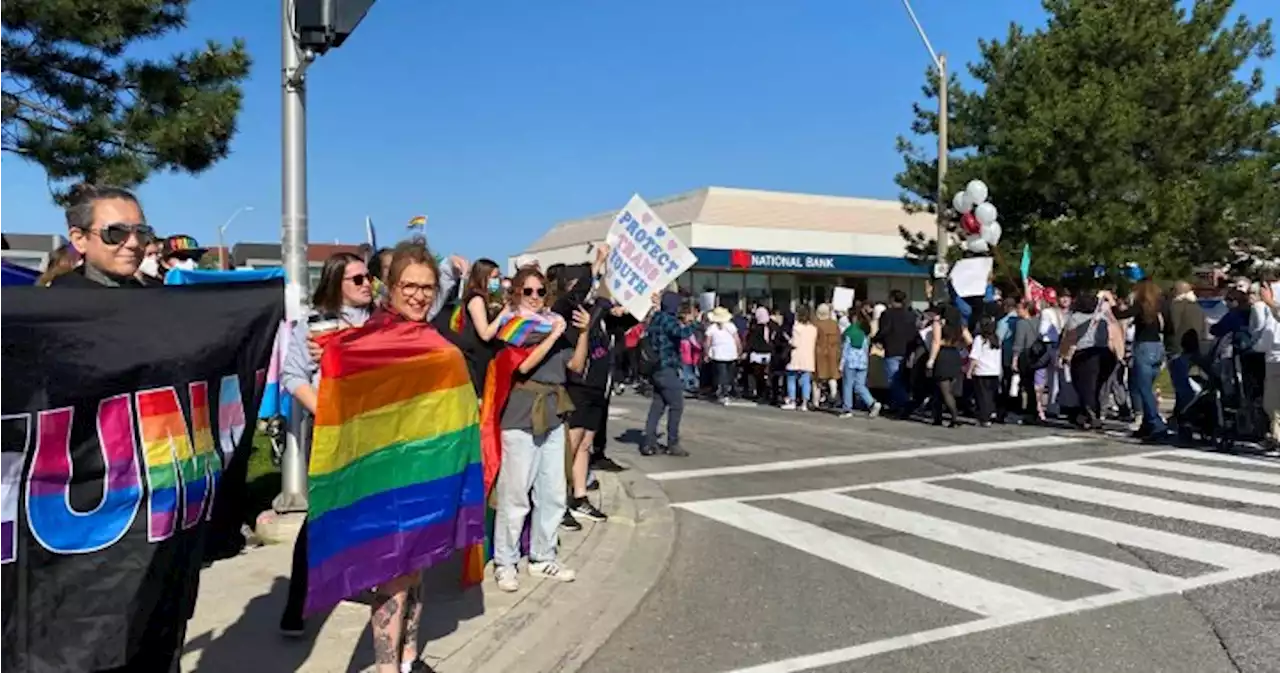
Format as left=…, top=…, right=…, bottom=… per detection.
left=676, top=449, right=1280, bottom=673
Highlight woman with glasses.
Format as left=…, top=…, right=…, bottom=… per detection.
left=51, top=183, right=160, bottom=288
left=492, top=267, right=591, bottom=592
left=278, top=252, right=375, bottom=637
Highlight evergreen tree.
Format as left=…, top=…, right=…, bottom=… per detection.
left=2, top=0, right=251, bottom=200
left=896, top=0, right=1279, bottom=281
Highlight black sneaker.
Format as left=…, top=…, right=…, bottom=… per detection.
left=279, top=613, right=305, bottom=638
left=560, top=510, right=583, bottom=531
left=663, top=444, right=690, bottom=457
left=639, top=444, right=657, bottom=456
left=586, top=479, right=600, bottom=492
left=591, top=456, right=625, bottom=472
left=571, top=497, right=608, bottom=522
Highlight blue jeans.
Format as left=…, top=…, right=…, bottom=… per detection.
left=645, top=367, right=685, bottom=447
left=884, top=356, right=906, bottom=409
left=1130, top=341, right=1167, bottom=433
left=842, top=366, right=876, bottom=412
left=494, top=425, right=566, bottom=568
left=681, top=363, right=699, bottom=392
left=1167, top=353, right=1195, bottom=417
left=786, top=371, right=812, bottom=404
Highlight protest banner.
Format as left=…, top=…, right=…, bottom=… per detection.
left=1, top=282, right=283, bottom=671
left=604, top=194, right=698, bottom=319
left=949, top=257, right=994, bottom=298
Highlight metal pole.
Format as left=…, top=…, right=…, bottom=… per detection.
left=936, top=53, right=949, bottom=292
left=217, top=227, right=226, bottom=270
left=277, top=0, right=311, bottom=513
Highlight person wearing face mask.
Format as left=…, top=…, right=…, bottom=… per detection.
left=138, top=238, right=164, bottom=283
left=159, top=234, right=207, bottom=276
left=451, top=257, right=506, bottom=394
left=51, top=183, right=159, bottom=288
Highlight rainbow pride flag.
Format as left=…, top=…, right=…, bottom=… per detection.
left=495, top=312, right=555, bottom=346
left=305, top=312, right=485, bottom=615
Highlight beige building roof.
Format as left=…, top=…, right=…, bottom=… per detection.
left=523, top=186, right=936, bottom=253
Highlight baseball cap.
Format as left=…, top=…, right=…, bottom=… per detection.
left=163, top=235, right=206, bottom=257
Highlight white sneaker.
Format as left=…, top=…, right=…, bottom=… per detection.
left=495, top=565, right=519, bottom=592
left=838, top=411, right=853, bottom=419
left=780, top=402, right=796, bottom=410
left=528, top=560, right=576, bottom=583
left=869, top=402, right=882, bottom=419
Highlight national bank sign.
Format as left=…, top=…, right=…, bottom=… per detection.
left=688, top=248, right=924, bottom=276
left=729, top=250, right=835, bottom=270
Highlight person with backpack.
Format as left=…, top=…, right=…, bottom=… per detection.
left=642, top=292, right=696, bottom=456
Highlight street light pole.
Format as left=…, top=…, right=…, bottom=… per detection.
left=900, top=0, right=950, bottom=284
left=278, top=0, right=315, bottom=514
left=217, top=206, right=254, bottom=270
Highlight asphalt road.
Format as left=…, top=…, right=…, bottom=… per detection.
left=583, top=393, right=1280, bottom=673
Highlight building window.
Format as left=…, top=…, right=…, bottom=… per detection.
left=717, top=272, right=745, bottom=311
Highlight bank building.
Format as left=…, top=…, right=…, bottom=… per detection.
left=511, top=186, right=935, bottom=312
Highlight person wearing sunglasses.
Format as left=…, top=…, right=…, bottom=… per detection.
left=277, top=251, right=375, bottom=637
left=51, top=183, right=159, bottom=288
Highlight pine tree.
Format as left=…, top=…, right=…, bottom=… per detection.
left=896, top=0, right=1279, bottom=281
left=2, top=0, right=252, bottom=200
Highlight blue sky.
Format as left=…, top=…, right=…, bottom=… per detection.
left=2, top=0, right=1275, bottom=263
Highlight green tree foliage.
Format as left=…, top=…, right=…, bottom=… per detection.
left=2, top=0, right=251, bottom=200
left=896, top=0, right=1279, bottom=282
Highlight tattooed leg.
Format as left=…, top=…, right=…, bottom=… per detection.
left=400, top=581, right=424, bottom=664
left=370, top=590, right=404, bottom=673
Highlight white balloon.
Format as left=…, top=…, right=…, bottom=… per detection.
left=966, top=237, right=990, bottom=253
left=975, top=202, right=998, bottom=227
left=951, top=191, right=972, bottom=214
left=965, top=179, right=989, bottom=205
left=981, top=221, right=1001, bottom=246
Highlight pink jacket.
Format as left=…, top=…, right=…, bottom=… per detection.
left=680, top=334, right=702, bottom=365
left=788, top=322, right=818, bottom=372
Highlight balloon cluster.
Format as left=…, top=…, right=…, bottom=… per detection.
left=951, top=180, right=1001, bottom=254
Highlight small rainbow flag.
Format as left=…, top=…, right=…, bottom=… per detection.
left=495, top=312, right=556, bottom=346
left=305, top=312, right=485, bottom=615
left=407, top=215, right=427, bottom=228
left=449, top=303, right=465, bottom=334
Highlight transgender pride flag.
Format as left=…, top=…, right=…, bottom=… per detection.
left=165, top=268, right=291, bottom=422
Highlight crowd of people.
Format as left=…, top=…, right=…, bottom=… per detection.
left=625, top=278, right=1280, bottom=453
left=19, top=181, right=1280, bottom=672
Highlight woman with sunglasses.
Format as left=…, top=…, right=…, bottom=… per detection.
left=278, top=252, right=375, bottom=637
left=492, top=267, right=591, bottom=592
left=51, top=183, right=160, bottom=288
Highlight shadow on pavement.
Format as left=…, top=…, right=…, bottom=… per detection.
left=186, top=576, right=333, bottom=673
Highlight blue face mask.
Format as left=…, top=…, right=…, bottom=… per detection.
left=487, top=277, right=501, bottom=294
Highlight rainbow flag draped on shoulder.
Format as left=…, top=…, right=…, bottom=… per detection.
left=305, top=311, right=485, bottom=615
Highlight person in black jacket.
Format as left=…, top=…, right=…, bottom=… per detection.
left=872, top=290, right=918, bottom=412
left=51, top=183, right=158, bottom=288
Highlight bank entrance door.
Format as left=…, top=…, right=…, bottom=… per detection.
left=798, top=282, right=830, bottom=309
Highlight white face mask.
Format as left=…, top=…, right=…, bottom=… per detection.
left=139, top=255, right=160, bottom=277
left=171, top=258, right=198, bottom=272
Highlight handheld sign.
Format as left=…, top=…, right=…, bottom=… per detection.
left=604, top=194, right=698, bottom=320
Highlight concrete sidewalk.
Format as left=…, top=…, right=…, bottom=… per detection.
left=180, top=468, right=674, bottom=673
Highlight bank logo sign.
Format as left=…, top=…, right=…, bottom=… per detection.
left=729, top=249, right=836, bottom=270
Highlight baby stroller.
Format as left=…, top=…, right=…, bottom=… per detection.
left=1177, top=332, right=1268, bottom=450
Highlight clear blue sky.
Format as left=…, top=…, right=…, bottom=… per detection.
left=2, top=0, right=1275, bottom=263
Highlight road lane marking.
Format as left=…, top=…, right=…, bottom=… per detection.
left=680, top=499, right=1062, bottom=617
left=884, top=481, right=1280, bottom=569
left=1096, top=454, right=1280, bottom=487
left=1040, top=462, right=1280, bottom=510
left=967, top=471, right=1280, bottom=537
left=788, top=491, right=1187, bottom=595
left=648, top=436, right=1089, bottom=481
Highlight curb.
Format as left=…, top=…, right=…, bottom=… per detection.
left=435, top=463, right=676, bottom=673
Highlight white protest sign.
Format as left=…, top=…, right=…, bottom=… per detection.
left=605, top=194, right=698, bottom=319
left=949, top=257, right=994, bottom=298
left=832, top=286, right=856, bottom=312
left=699, top=291, right=717, bottom=313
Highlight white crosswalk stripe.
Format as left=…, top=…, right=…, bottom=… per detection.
left=675, top=449, right=1280, bottom=673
